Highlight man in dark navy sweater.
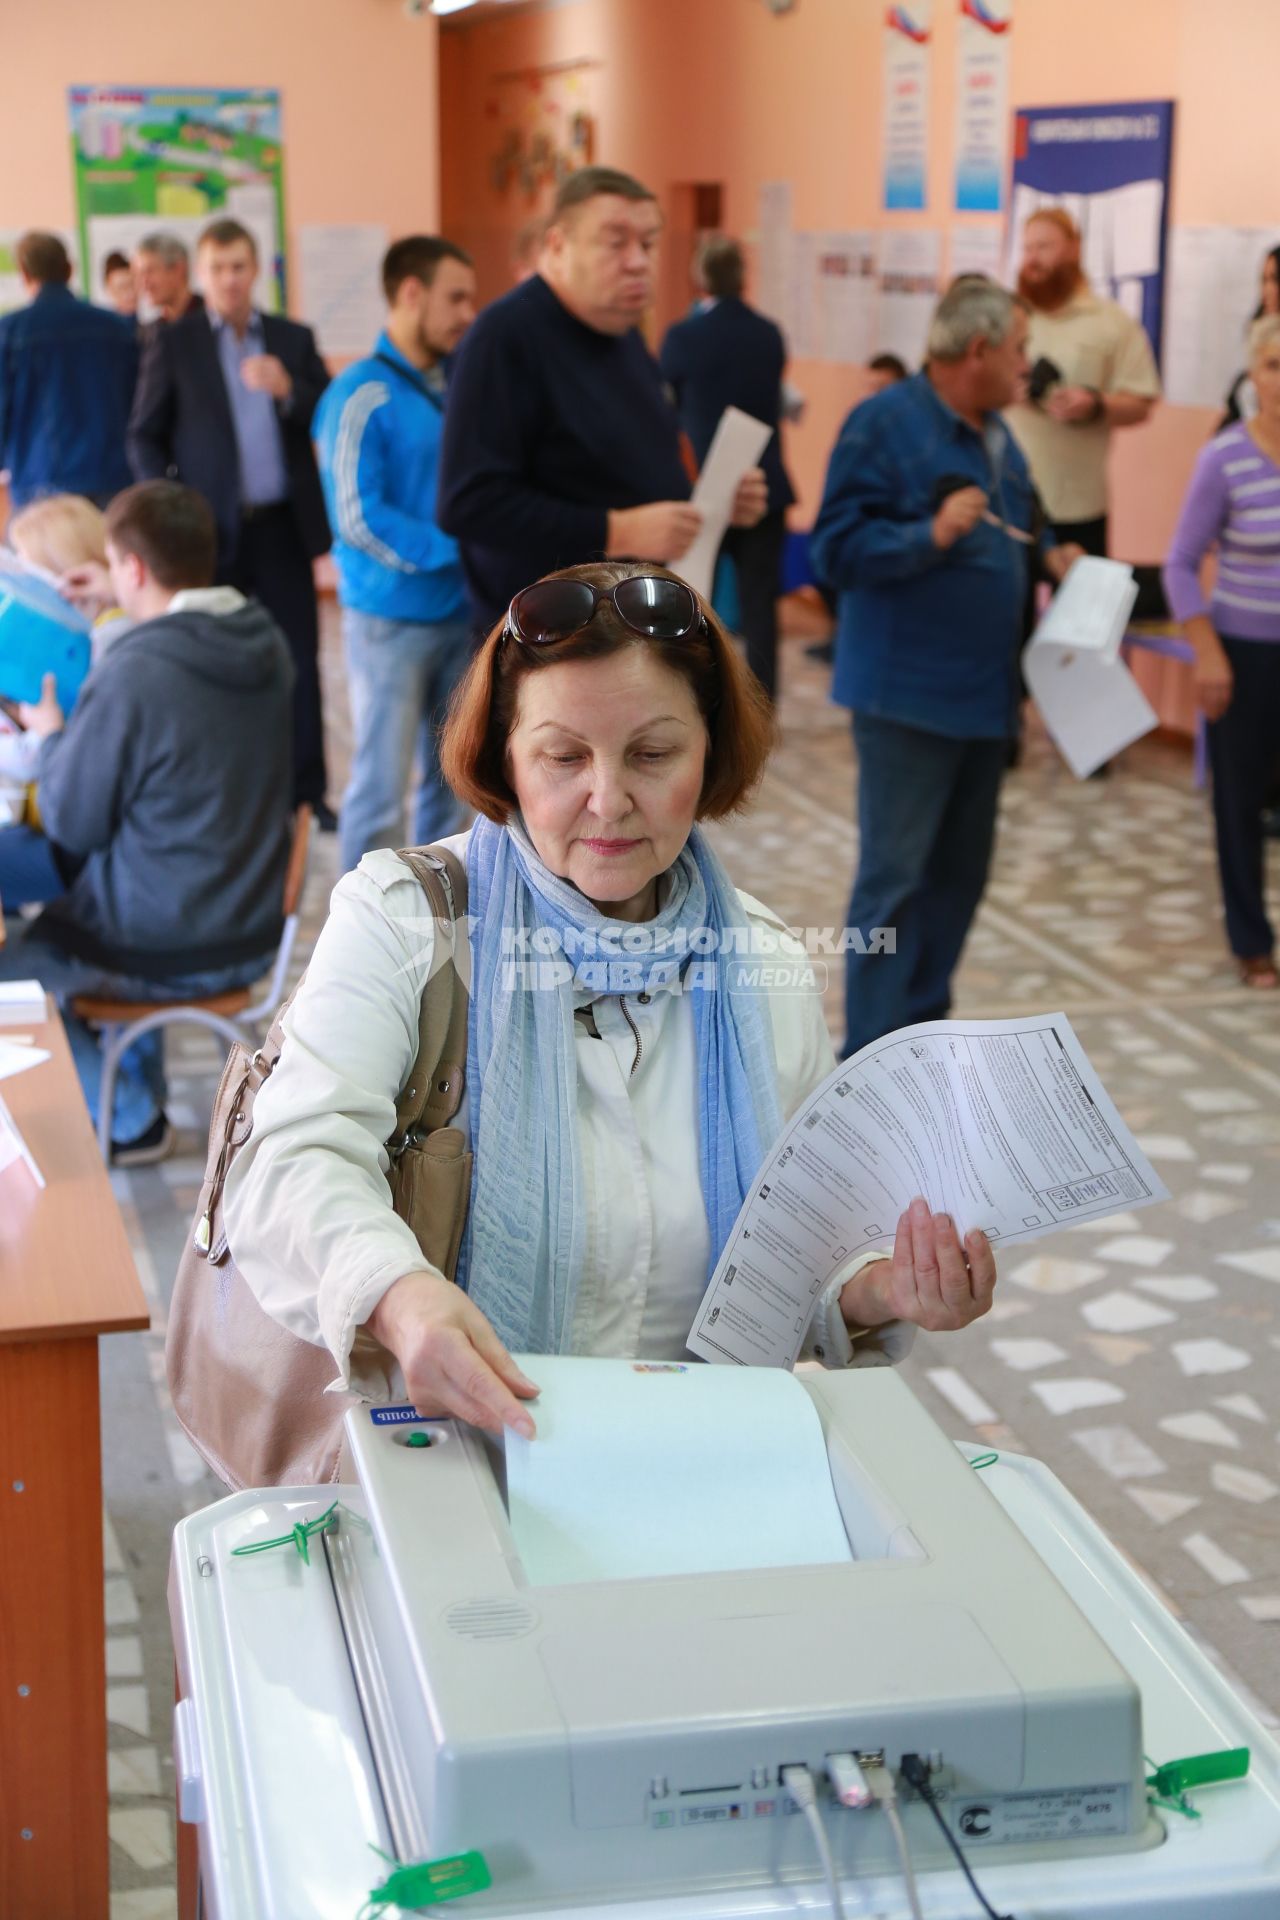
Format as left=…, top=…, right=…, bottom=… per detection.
left=661, top=236, right=796, bottom=701
left=437, top=166, right=766, bottom=633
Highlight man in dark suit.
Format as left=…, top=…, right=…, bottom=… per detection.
left=127, top=218, right=334, bottom=819
left=660, top=236, right=796, bottom=701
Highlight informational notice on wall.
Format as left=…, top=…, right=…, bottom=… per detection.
left=954, top=0, right=1013, bottom=212
left=67, top=86, right=287, bottom=312
left=1005, top=100, right=1175, bottom=363
left=877, top=227, right=942, bottom=367
left=688, top=1013, right=1167, bottom=1370
left=1163, top=226, right=1277, bottom=410
left=883, top=3, right=934, bottom=211
left=813, top=232, right=879, bottom=364
left=298, top=224, right=388, bottom=360
left=756, top=180, right=793, bottom=330
left=947, top=223, right=1005, bottom=286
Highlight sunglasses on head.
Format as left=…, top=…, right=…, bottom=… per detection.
left=504, top=575, right=706, bottom=648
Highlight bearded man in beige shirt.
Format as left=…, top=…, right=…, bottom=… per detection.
left=1006, top=207, right=1161, bottom=557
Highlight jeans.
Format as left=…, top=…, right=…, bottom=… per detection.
left=339, top=608, right=472, bottom=874
left=1206, top=635, right=1280, bottom=958
left=0, top=826, right=66, bottom=906
left=0, top=921, right=266, bottom=1144
left=844, top=712, right=1008, bottom=1057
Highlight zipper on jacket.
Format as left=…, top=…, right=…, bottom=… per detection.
left=620, top=997, right=644, bottom=1079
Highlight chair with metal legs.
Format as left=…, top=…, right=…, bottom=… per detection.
left=71, top=806, right=312, bottom=1161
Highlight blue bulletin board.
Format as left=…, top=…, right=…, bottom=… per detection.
left=1008, top=101, right=1175, bottom=364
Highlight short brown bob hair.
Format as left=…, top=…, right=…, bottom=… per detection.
left=441, top=561, right=774, bottom=824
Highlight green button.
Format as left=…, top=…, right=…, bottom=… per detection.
left=407, top=1431, right=432, bottom=1449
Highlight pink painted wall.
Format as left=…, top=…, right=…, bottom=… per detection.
left=1, top=0, right=443, bottom=308
left=440, top=0, right=1280, bottom=569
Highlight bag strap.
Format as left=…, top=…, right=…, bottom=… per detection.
left=390, top=843, right=470, bottom=1147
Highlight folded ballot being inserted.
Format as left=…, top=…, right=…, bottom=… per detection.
left=687, top=1012, right=1169, bottom=1371
left=1023, top=556, right=1157, bottom=778
left=504, top=1357, right=853, bottom=1584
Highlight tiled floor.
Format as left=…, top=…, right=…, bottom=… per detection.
left=99, top=603, right=1279, bottom=1912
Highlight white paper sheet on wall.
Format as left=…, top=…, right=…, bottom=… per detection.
left=814, top=231, right=878, bottom=365
left=1163, top=226, right=1276, bottom=409
left=687, top=1012, right=1168, bottom=1370
left=298, top=223, right=390, bottom=360
left=877, top=228, right=942, bottom=368
left=947, top=225, right=1005, bottom=287
left=787, top=231, right=817, bottom=360
left=756, top=180, right=793, bottom=330
left=504, top=1356, right=853, bottom=1585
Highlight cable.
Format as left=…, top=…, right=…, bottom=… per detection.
left=780, top=1765, right=845, bottom=1920
left=861, top=1762, right=925, bottom=1920
left=900, top=1754, right=1016, bottom=1920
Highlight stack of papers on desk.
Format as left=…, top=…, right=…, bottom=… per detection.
left=0, top=980, right=46, bottom=1027
left=1024, top=557, right=1157, bottom=777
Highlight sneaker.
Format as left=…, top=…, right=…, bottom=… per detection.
left=312, top=800, right=339, bottom=834
left=111, top=1112, right=175, bottom=1167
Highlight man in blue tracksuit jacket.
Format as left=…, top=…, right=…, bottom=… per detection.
left=314, top=237, right=477, bottom=873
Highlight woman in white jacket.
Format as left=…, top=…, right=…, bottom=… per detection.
left=225, top=563, right=998, bottom=1437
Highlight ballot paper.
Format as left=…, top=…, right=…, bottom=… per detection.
left=674, top=407, right=773, bottom=603
left=0, top=1038, right=50, bottom=1081
left=0, top=1091, right=43, bottom=1188
left=1023, top=558, right=1156, bottom=779
left=505, top=1356, right=852, bottom=1584
left=687, top=1014, right=1168, bottom=1371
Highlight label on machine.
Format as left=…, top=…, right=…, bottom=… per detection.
left=952, top=1784, right=1131, bottom=1844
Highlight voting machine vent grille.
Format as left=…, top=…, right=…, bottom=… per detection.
left=446, top=1597, right=539, bottom=1641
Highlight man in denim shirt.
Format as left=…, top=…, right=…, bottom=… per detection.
left=0, top=231, right=136, bottom=506
left=812, top=281, right=1080, bottom=1056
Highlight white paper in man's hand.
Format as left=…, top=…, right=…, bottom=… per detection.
left=673, top=407, right=773, bottom=602
left=1025, top=558, right=1156, bottom=778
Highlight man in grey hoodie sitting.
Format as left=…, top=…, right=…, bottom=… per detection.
left=0, top=480, right=294, bottom=1162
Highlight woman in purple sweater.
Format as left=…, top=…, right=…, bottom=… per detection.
left=1164, top=315, right=1280, bottom=989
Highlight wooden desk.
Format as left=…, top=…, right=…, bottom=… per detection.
left=0, top=1004, right=149, bottom=1918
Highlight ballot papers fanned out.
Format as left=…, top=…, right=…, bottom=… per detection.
left=505, top=1356, right=853, bottom=1584
left=1023, top=557, right=1157, bottom=779
left=687, top=1013, right=1169, bottom=1371
left=673, top=406, right=773, bottom=603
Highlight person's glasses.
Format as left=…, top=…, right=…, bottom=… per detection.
left=504, top=575, right=705, bottom=648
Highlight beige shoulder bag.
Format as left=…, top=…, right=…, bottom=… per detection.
left=164, top=844, right=471, bottom=1490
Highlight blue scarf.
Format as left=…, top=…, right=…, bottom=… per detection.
left=456, top=815, right=782, bottom=1353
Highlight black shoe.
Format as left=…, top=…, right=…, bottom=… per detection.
left=312, top=800, right=339, bottom=833
left=111, top=1111, right=175, bottom=1167
left=1263, top=807, right=1280, bottom=841
left=804, top=640, right=835, bottom=664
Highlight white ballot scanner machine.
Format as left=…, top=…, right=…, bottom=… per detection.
left=170, top=1366, right=1280, bottom=1919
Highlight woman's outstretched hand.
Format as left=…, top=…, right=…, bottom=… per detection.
left=839, top=1196, right=997, bottom=1333
left=367, top=1271, right=541, bottom=1438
